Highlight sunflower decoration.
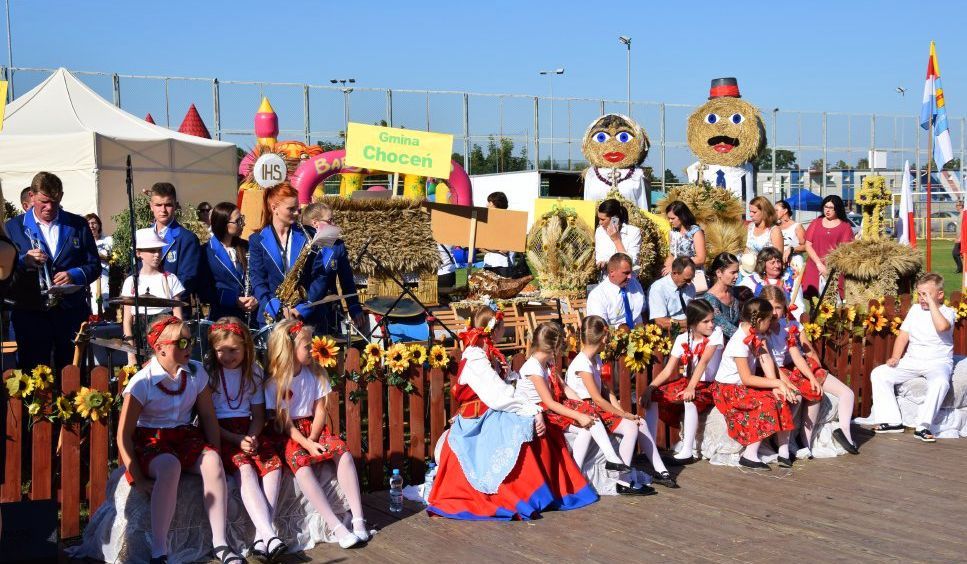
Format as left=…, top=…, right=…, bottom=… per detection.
left=4, top=370, right=32, bottom=399
left=26, top=401, right=42, bottom=416
left=816, top=302, right=836, bottom=326
left=117, top=365, right=138, bottom=388
left=311, top=336, right=340, bottom=369
left=74, top=387, right=113, bottom=422
left=803, top=322, right=823, bottom=341
left=408, top=344, right=428, bottom=366
left=360, top=342, right=384, bottom=374
left=957, top=301, right=967, bottom=321
left=54, top=395, right=75, bottom=422
left=30, top=365, right=54, bottom=391
left=843, top=306, right=857, bottom=325
left=384, top=343, right=411, bottom=374
left=624, top=340, right=653, bottom=373
left=428, top=345, right=450, bottom=370
left=889, top=316, right=903, bottom=335
left=863, top=308, right=888, bottom=334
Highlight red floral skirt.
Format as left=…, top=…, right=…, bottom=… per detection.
left=217, top=417, right=283, bottom=476
left=651, top=379, right=715, bottom=427
left=561, top=398, right=623, bottom=432
left=779, top=358, right=827, bottom=403
left=125, top=426, right=215, bottom=484
left=711, top=383, right=795, bottom=446
left=266, top=417, right=349, bottom=474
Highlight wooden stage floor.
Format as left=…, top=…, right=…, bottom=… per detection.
left=287, top=431, right=966, bottom=564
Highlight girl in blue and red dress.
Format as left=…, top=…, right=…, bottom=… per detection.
left=712, top=298, right=799, bottom=470
left=206, top=317, right=287, bottom=560
left=264, top=319, right=368, bottom=549
left=427, top=306, right=598, bottom=520
left=760, top=286, right=858, bottom=455
left=117, top=315, right=242, bottom=564
left=642, top=300, right=723, bottom=465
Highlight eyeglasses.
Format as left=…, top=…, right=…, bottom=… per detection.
left=229, top=217, right=246, bottom=227
left=157, top=336, right=196, bottom=350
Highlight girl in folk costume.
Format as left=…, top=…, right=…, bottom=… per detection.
left=264, top=320, right=368, bottom=548
left=641, top=300, right=724, bottom=464
left=205, top=318, right=287, bottom=561
left=564, top=316, right=663, bottom=495
left=759, top=286, right=858, bottom=455
left=248, top=183, right=314, bottom=326
left=116, top=315, right=242, bottom=564
left=427, top=307, right=598, bottom=520
left=516, top=322, right=651, bottom=496
left=712, top=299, right=799, bottom=470
left=740, top=247, right=806, bottom=322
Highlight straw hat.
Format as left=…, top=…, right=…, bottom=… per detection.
left=135, top=228, right=168, bottom=250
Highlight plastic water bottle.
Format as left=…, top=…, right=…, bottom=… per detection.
left=421, top=462, right=438, bottom=504
left=389, top=469, right=404, bottom=513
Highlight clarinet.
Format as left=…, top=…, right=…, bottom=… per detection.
left=242, top=250, right=254, bottom=327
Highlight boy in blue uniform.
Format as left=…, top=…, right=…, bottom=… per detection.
left=147, top=182, right=201, bottom=299
left=5, top=172, right=100, bottom=370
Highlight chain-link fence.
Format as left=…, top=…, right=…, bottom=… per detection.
left=3, top=66, right=966, bottom=196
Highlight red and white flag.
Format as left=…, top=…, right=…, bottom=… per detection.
left=896, top=160, right=915, bottom=247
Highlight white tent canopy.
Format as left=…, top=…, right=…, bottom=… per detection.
left=0, top=67, right=237, bottom=229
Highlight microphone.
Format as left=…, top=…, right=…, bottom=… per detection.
left=352, top=236, right=374, bottom=271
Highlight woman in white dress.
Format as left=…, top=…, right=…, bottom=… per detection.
left=85, top=213, right=113, bottom=315
left=775, top=200, right=806, bottom=272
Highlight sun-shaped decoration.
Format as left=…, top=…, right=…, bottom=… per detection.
left=311, top=336, right=340, bottom=369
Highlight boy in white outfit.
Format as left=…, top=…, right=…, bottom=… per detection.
left=869, top=272, right=954, bottom=442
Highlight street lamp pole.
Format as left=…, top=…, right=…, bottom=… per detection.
left=539, top=68, right=564, bottom=170
left=618, top=36, right=631, bottom=116
left=330, top=77, right=356, bottom=136
left=772, top=108, right=779, bottom=200
left=5, top=0, right=13, bottom=101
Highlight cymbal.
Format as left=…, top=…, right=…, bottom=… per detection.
left=89, top=337, right=142, bottom=355
left=108, top=293, right=188, bottom=308
left=333, top=334, right=369, bottom=345
left=363, top=296, right=424, bottom=318
left=306, top=293, right=358, bottom=308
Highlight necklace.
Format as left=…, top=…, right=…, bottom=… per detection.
left=593, top=167, right=634, bottom=186
left=155, top=372, right=187, bottom=396
left=220, top=367, right=245, bottom=410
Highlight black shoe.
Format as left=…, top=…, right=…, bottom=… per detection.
left=913, top=427, right=936, bottom=442
left=832, top=428, right=859, bottom=454
left=213, top=545, right=245, bottom=564
left=665, top=455, right=698, bottom=466
left=617, top=483, right=657, bottom=496
left=873, top=423, right=904, bottom=434
left=738, top=457, right=771, bottom=470
left=776, top=456, right=793, bottom=468
left=604, top=461, right=632, bottom=473
left=652, top=471, right=679, bottom=488
left=149, top=557, right=168, bottom=564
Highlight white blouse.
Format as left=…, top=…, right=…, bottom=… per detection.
left=210, top=365, right=265, bottom=419
left=670, top=327, right=724, bottom=383
left=264, top=366, right=331, bottom=420
left=123, top=358, right=209, bottom=428
left=459, top=346, right=541, bottom=416
left=716, top=326, right=760, bottom=385
left=565, top=352, right=601, bottom=400
left=514, top=357, right=549, bottom=405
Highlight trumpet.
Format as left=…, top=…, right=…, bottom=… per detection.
left=27, top=231, right=59, bottom=309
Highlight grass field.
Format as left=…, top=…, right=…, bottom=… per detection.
left=922, top=238, right=960, bottom=287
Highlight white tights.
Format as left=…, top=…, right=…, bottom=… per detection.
left=237, top=466, right=281, bottom=546
left=569, top=420, right=623, bottom=467
left=294, top=453, right=365, bottom=537
left=637, top=408, right=668, bottom=474
left=800, top=374, right=856, bottom=448
left=146, top=450, right=231, bottom=558
left=645, top=401, right=699, bottom=460
left=742, top=431, right=791, bottom=462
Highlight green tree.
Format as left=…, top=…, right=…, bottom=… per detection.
left=831, top=159, right=850, bottom=170
left=943, top=157, right=962, bottom=171
left=642, top=166, right=661, bottom=185
left=751, top=147, right=797, bottom=170
left=856, top=157, right=870, bottom=169
left=810, top=158, right=825, bottom=172
left=469, top=136, right=530, bottom=173
left=317, top=140, right=344, bottom=152
left=664, top=169, right=681, bottom=184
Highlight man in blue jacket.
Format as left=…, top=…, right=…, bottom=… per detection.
left=5, top=172, right=100, bottom=371
left=147, top=182, right=201, bottom=298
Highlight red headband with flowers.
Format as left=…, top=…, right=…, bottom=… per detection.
left=147, top=316, right=182, bottom=349
left=288, top=321, right=305, bottom=338
left=210, top=322, right=246, bottom=338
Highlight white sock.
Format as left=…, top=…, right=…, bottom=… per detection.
left=742, top=442, right=761, bottom=462
left=676, top=402, right=699, bottom=459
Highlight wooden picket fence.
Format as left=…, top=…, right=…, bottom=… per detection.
left=3, top=292, right=966, bottom=539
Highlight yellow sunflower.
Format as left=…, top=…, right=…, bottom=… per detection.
left=429, top=345, right=450, bottom=369
left=844, top=307, right=857, bottom=324
left=624, top=340, right=653, bottom=373
left=31, top=365, right=54, bottom=391
left=27, top=401, right=42, bottom=416
left=803, top=323, right=822, bottom=341
left=385, top=343, right=411, bottom=374
left=958, top=302, right=967, bottom=321
left=311, top=336, right=340, bottom=369
left=890, top=316, right=903, bottom=335
left=74, top=387, right=113, bottom=422
left=364, top=342, right=383, bottom=362
left=117, top=365, right=138, bottom=388
left=863, top=312, right=887, bottom=334
left=54, top=395, right=75, bottom=422
left=4, top=370, right=31, bottom=398
left=408, top=344, right=428, bottom=366
left=819, top=302, right=835, bottom=318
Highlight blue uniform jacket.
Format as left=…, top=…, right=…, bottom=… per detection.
left=201, top=237, right=250, bottom=321
left=309, top=240, right=363, bottom=320
left=248, top=225, right=315, bottom=326
left=5, top=209, right=100, bottom=311
left=155, top=220, right=201, bottom=296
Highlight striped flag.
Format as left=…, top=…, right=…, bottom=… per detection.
left=896, top=160, right=915, bottom=246
left=920, top=41, right=954, bottom=168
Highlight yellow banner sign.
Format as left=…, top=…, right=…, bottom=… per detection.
left=0, top=81, right=7, bottom=132
left=345, top=122, right=453, bottom=178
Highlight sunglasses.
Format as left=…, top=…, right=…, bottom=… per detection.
left=157, top=336, right=196, bottom=350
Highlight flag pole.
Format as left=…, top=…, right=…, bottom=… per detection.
left=926, top=118, right=934, bottom=271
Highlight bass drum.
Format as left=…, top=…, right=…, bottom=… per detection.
left=184, top=319, right=214, bottom=363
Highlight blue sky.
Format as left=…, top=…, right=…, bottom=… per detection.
left=4, top=0, right=965, bottom=171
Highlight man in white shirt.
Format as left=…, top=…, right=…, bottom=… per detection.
left=869, top=273, right=955, bottom=442
left=586, top=253, right=645, bottom=328
left=648, top=257, right=696, bottom=331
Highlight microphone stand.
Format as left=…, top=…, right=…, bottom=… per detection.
left=125, top=155, right=145, bottom=365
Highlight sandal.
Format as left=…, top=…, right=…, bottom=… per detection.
left=249, top=539, right=268, bottom=560
left=266, top=536, right=288, bottom=560
left=213, top=545, right=245, bottom=564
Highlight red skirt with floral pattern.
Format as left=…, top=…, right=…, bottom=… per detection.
left=217, top=417, right=283, bottom=476
left=711, top=383, right=795, bottom=446
left=269, top=417, right=349, bottom=473
left=779, top=358, right=827, bottom=403
left=564, top=399, right=623, bottom=432
left=125, top=426, right=216, bottom=484
left=651, top=379, right=715, bottom=427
